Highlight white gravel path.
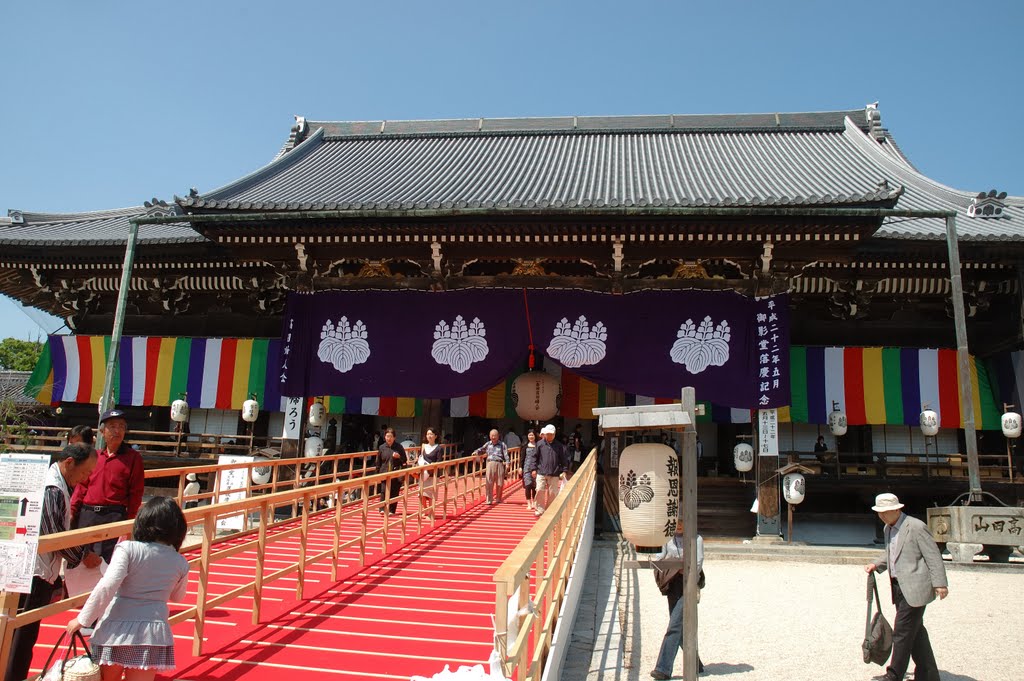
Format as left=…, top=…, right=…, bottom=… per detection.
left=621, top=557, right=1020, bottom=681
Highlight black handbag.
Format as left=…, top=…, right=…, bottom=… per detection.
left=862, top=573, right=893, bottom=665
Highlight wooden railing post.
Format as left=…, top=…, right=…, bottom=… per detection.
left=297, top=492, right=309, bottom=600
left=252, top=500, right=268, bottom=626
left=192, top=510, right=215, bottom=656
left=0, top=589, right=21, bottom=675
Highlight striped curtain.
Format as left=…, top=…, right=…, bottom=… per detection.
left=31, top=335, right=282, bottom=410
left=788, top=347, right=1001, bottom=429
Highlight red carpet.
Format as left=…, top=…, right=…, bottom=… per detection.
left=27, top=479, right=539, bottom=680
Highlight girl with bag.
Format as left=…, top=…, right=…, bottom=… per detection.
left=65, top=496, right=190, bottom=681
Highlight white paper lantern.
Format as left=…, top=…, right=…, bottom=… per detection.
left=242, top=398, right=260, bottom=423
left=308, top=401, right=326, bottom=427
left=783, top=472, right=806, bottom=505
left=511, top=371, right=561, bottom=421
left=828, top=408, right=847, bottom=437
left=733, top=443, right=754, bottom=472
left=303, top=435, right=324, bottom=458
left=170, top=399, right=190, bottom=423
left=1001, top=412, right=1022, bottom=439
left=251, top=457, right=272, bottom=485
left=919, top=409, right=939, bottom=437
left=618, top=443, right=678, bottom=549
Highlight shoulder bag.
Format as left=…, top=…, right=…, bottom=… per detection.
left=862, top=572, right=893, bottom=665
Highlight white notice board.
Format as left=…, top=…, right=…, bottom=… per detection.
left=0, top=453, right=50, bottom=593
left=215, top=455, right=254, bottom=532
left=758, top=409, right=779, bottom=457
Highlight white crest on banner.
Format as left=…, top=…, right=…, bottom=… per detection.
left=432, top=315, right=488, bottom=374
left=318, top=316, right=371, bottom=373
left=546, top=315, right=608, bottom=368
left=669, top=316, right=731, bottom=373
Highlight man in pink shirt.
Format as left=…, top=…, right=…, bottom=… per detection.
left=70, top=409, right=145, bottom=563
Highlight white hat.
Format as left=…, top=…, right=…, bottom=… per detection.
left=540, top=424, right=556, bottom=435
left=186, top=473, right=197, bottom=482
left=871, top=493, right=904, bottom=512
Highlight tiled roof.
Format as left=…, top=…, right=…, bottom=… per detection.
left=181, top=109, right=910, bottom=213
left=172, top=107, right=1024, bottom=242
left=0, top=207, right=206, bottom=247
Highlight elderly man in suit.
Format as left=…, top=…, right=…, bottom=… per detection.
left=865, top=493, right=949, bottom=681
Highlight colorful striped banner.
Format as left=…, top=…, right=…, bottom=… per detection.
left=787, top=346, right=1001, bottom=429
left=24, top=337, right=1012, bottom=428
left=34, top=335, right=281, bottom=410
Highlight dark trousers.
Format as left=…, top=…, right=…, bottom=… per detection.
left=4, top=575, right=58, bottom=681
left=77, top=506, right=127, bottom=563
left=886, top=580, right=939, bottom=681
left=378, top=477, right=403, bottom=514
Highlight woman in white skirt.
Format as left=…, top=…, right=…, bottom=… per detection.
left=67, top=496, right=190, bottom=680
left=418, top=427, right=442, bottom=515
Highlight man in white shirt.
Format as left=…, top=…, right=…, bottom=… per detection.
left=651, top=520, right=705, bottom=679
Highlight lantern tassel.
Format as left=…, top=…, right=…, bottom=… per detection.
left=523, top=288, right=537, bottom=369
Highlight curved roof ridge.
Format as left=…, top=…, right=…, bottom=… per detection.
left=842, top=117, right=977, bottom=206
left=196, top=127, right=326, bottom=203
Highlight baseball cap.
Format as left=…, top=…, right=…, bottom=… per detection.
left=99, top=408, right=128, bottom=425
left=540, top=424, right=556, bottom=435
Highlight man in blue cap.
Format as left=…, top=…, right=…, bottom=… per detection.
left=70, top=409, right=145, bottom=563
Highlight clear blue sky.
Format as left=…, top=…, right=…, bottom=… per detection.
left=2, top=0, right=1022, bottom=340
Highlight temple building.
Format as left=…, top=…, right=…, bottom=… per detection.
left=2, top=103, right=1022, bottom=525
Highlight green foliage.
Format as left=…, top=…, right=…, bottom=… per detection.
left=0, top=397, right=34, bottom=452
left=0, top=338, right=43, bottom=371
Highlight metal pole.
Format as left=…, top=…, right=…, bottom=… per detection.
left=944, top=215, right=982, bottom=500
left=680, top=387, right=699, bottom=681
left=95, top=219, right=140, bottom=450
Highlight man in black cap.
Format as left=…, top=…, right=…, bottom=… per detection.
left=70, top=409, right=145, bottom=564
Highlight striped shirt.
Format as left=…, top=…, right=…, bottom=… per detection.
left=41, top=486, right=86, bottom=569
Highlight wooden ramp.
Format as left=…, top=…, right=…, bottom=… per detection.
left=26, top=482, right=538, bottom=681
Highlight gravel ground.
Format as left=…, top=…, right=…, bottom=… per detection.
left=620, top=556, right=1021, bottom=681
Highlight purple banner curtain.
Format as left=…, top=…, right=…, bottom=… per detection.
left=279, top=289, right=790, bottom=409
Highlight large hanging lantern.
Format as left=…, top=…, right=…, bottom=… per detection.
left=1001, top=411, right=1022, bottom=439
left=251, top=458, right=272, bottom=485
left=919, top=409, right=939, bottom=437
left=308, top=401, right=326, bottom=427
left=242, top=398, right=260, bottom=423
left=783, top=472, right=806, bottom=505
left=618, top=443, right=677, bottom=549
left=828, top=408, right=847, bottom=437
left=170, top=399, right=190, bottom=423
left=511, top=371, right=561, bottom=421
left=304, top=435, right=324, bottom=458
left=733, top=443, right=754, bottom=472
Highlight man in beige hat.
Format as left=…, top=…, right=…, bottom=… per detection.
left=864, top=493, right=948, bottom=681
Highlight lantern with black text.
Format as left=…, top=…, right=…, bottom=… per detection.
left=511, top=371, right=560, bottom=421
left=304, top=435, right=324, bottom=458
left=919, top=409, right=939, bottom=437
left=733, top=443, right=754, bottom=472
left=618, top=443, right=678, bottom=549
left=783, top=472, right=806, bottom=505
left=170, top=398, right=190, bottom=424
left=242, top=398, right=260, bottom=424
left=308, top=401, right=326, bottom=427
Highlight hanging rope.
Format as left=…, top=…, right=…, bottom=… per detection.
left=522, top=288, right=536, bottom=369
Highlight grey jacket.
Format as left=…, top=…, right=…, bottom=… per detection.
left=874, top=513, right=948, bottom=607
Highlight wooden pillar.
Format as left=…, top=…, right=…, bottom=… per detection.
left=680, top=387, right=700, bottom=681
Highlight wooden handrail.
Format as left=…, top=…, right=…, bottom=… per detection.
left=0, top=446, right=517, bottom=671
left=493, top=451, right=596, bottom=681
